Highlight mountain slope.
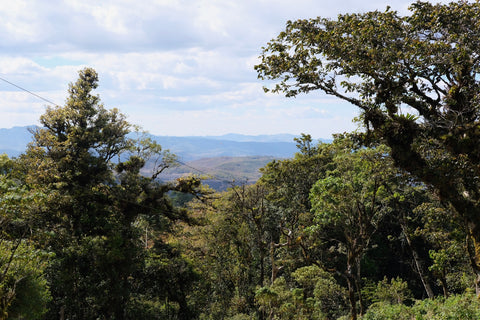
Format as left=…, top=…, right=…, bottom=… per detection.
left=0, top=126, right=300, bottom=160
left=0, top=126, right=36, bottom=156
left=152, top=136, right=297, bottom=161
left=160, top=156, right=276, bottom=190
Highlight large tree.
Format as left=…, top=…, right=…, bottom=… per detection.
left=309, top=142, right=394, bottom=320
left=256, top=1, right=480, bottom=292
left=258, top=134, right=334, bottom=280
left=21, top=68, right=193, bottom=319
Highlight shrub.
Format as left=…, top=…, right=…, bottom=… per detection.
left=361, top=293, right=480, bottom=320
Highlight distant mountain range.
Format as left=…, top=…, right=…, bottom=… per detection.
left=195, top=133, right=299, bottom=143
left=0, top=126, right=332, bottom=189
left=0, top=126, right=37, bottom=157
left=150, top=136, right=298, bottom=161
left=0, top=126, right=331, bottom=161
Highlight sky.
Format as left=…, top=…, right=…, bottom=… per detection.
left=0, top=0, right=428, bottom=138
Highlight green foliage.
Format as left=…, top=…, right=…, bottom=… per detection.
left=0, top=154, right=51, bottom=319
left=310, top=140, right=394, bottom=231
left=255, top=265, right=348, bottom=320
left=292, top=265, right=348, bottom=319
left=360, top=302, right=414, bottom=320
left=362, top=277, right=412, bottom=306
left=255, top=277, right=315, bottom=320
left=0, top=241, right=51, bottom=320
left=412, top=293, right=480, bottom=320
left=180, top=132, right=476, bottom=319
left=256, top=0, right=480, bottom=290
left=259, top=135, right=334, bottom=273
left=223, top=314, right=256, bottom=320
left=362, top=293, right=480, bottom=320
left=309, top=140, right=396, bottom=319
left=15, top=68, right=198, bottom=319
left=21, top=68, right=140, bottom=319
left=3, top=30, right=479, bottom=319
left=411, top=200, right=472, bottom=295
left=129, top=245, right=198, bottom=320
left=175, top=183, right=277, bottom=319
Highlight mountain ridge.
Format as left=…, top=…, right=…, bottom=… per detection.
left=0, top=126, right=331, bottom=161
left=0, top=126, right=333, bottom=190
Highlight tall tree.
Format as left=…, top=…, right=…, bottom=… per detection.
left=180, top=183, right=276, bottom=319
left=259, top=134, right=334, bottom=279
left=309, top=142, right=394, bottom=320
left=256, top=1, right=480, bottom=292
left=20, top=68, right=188, bottom=319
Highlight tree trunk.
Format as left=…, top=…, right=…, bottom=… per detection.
left=439, top=271, right=449, bottom=298
left=466, top=230, right=480, bottom=296
left=355, top=259, right=364, bottom=316
left=346, top=254, right=357, bottom=320
left=402, top=225, right=435, bottom=299
left=346, top=274, right=357, bottom=320
left=59, top=306, right=64, bottom=320
left=270, top=241, right=276, bottom=285
left=260, top=248, right=265, bottom=287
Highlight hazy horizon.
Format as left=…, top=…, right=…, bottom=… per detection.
left=0, top=0, right=447, bottom=137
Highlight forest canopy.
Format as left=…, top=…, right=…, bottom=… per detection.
left=256, top=0, right=480, bottom=313
left=3, top=1, right=480, bottom=319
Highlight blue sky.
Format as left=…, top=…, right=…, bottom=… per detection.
left=0, top=0, right=434, bottom=138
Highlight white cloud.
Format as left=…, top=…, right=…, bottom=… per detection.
left=0, top=0, right=440, bottom=138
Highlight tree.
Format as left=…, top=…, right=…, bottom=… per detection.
left=255, top=265, right=348, bottom=320
left=0, top=154, right=51, bottom=319
left=217, top=184, right=276, bottom=317
left=20, top=68, right=191, bottom=319
left=309, top=141, right=395, bottom=320
left=178, top=182, right=277, bottom=319
left=259, top=134, right=334, bottom=279
left=23, top=68, right=138, bottom=319
left=413, top=201, right=472, bottom=297
left=0, top=241, right=51, bottom=319
left=256, top=1, right=480, bottom=292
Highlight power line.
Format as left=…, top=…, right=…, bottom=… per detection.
left=0, top=76, right=58, bottom=106
left=175, top=159, right=212, bottom=177
left=174, top=159, right=246, bottom=187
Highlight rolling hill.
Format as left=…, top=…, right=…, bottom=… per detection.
left=0, top=126, right=330, bottom=190
left=160, top=155, right=277, bottom=190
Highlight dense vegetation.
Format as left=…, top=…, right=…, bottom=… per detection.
left=2, top=1, right=480, bottom=319
left=0, top=68, right=206, bottom=319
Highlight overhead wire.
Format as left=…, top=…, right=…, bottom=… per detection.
left=173, top=158, right=246, bottom=188
left=0, top=76, right=59, bottom=106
